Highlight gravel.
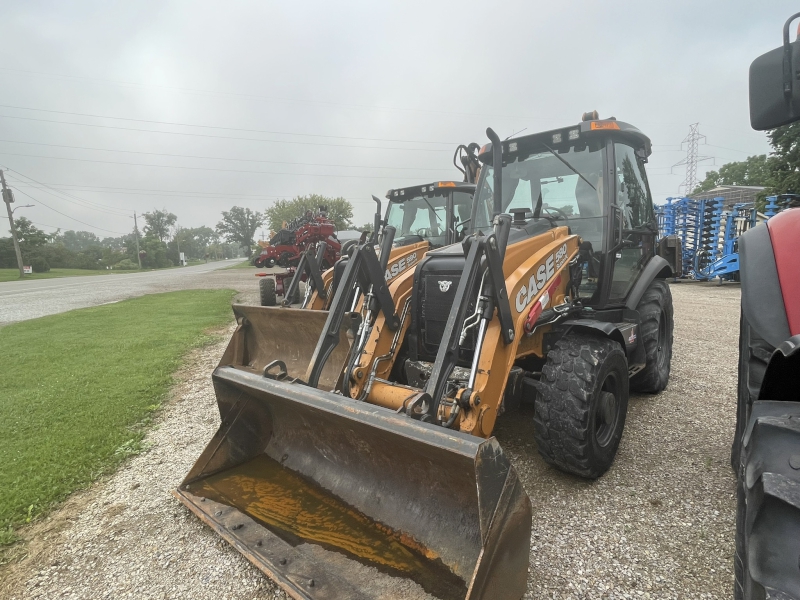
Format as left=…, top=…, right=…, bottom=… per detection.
left=1, top=281, right=741, bottom=599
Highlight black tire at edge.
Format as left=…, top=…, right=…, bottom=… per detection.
left=735, top=401, right=800, bottom=600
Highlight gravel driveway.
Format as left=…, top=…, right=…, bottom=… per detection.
left=0, top=281, right=741, bottom=599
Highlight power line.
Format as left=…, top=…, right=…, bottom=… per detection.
left=0, top=139, right=445, bottom=171
left=4, top=167, right=132, bottom=215
left=6, top=175, right=131, bottom=217
left=9, top=186, right=129, bottom=235
left=0, top=151, right=441, bottom=179
left=0, top=114, right=452, bottom=152
left=0, top=215, right=65, bottom=229
left=8, top=181, right=378, bottom=203
left=0, top=104, right=456, bottom=145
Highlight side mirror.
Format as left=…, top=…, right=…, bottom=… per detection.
left=750, top=12, right=800, bottom=130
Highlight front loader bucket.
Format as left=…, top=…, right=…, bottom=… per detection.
left=221, top=304, right=353, bottom=389
left=175, top=366, right=531, bottom=600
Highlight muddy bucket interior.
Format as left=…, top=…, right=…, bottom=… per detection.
left=176, top=367, right=531, bottom=600
left=220, top=304, right=352, bottom=390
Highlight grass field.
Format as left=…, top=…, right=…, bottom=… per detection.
left=0, top=289, right=235, bottom=548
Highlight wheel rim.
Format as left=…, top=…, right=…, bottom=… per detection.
left=656, top=311, right=667, bottom=371
left=594, top=372, right=621, bottom=447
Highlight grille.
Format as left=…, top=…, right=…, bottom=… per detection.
left=418, top=272, right=477, bottom=360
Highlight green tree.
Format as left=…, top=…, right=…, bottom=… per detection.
left=216, top=207, right=264, bottom=257
left=693, top=154, right=770, bottom=194
left=55, top=230, right=100, bottom=252
left=766, top=121, right=800, bottom=197
left=265, top=195, right=353, bottom=231
left=143, top=209, right=177, bottom=242
left=13, top=217, right=52, bottom=251
left=138, top=237, right=171, bottom=268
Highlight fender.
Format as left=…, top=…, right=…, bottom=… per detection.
left=759, top=334, right=800, bottom=401
left=624, top=255, right=672, bottom=310
left=555, top=319, right=627, bottom=353
left=765, top=208, right=800, bottom=336
left=739, top=222, right=790, bottom=348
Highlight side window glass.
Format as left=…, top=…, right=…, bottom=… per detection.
left=614, top=143, right=653, bottom=229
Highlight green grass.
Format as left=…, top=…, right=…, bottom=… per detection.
left=0, top=289, right=235, bottom=547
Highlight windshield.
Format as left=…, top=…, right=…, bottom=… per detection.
left=385, top=191, right=472, bottom=247
left=473, top=142, right=606, bottom=250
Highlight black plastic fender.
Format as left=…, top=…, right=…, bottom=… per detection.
left=624, top=255, right=672, bottom=310
left=759, top=334, right=800, bottom=401
left=555, top=319, right=627, bottom=354
left=739, top=224, right=790, bottom=348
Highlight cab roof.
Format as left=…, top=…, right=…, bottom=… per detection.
left=385, top=180, right=476, bottom=201
left=478, top=118, right=652, bottom=164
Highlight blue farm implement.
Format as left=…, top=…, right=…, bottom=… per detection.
left=655, top=194, right=798, bottom=282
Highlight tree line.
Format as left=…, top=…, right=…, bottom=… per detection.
left=0, top=194, right=356, bottom=272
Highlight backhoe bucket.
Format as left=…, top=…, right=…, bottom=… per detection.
left=175, top=366, right=531, bottom=600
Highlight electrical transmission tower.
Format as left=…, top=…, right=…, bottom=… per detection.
left=672, top=123, right=713, bottom=196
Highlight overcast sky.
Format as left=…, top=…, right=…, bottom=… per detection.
left=0, top=0, right=796, bottom=239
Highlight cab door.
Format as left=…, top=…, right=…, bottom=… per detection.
left=607, top=142, right=657, bottom=303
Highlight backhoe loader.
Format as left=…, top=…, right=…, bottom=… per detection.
left=274, top=143, right=481, bottom=310
left=175, top=116, right=675, bottom=599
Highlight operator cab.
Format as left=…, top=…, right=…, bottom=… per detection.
left=473, top=115, right=658, bottom=307
left=384, top=181, right=476, bottom=248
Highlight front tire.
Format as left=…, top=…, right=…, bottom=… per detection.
left=533, top=335, right=630, bottom=479
left=630, top=279, right=674, bottom=393
left=259, top=277, right=276, bottom=306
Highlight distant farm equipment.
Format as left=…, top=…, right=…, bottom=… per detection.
left=655, top=194, right=799, bottom=281
left=253, top=207, right=341, bottom=269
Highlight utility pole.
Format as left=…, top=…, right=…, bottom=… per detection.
left=1, top=170, right=25, bottom=278
left=132, top=211, right=142, bottom=269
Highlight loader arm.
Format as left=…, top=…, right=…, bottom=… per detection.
left=455, top=229, right=579, bottom=436
left=307, top=241, right=429, bottom=311
left=346, top=226, right=580, bottom=437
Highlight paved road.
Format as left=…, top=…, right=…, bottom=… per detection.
left=0, top=260, right=248, bottom=325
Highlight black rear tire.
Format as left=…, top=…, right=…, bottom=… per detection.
left=533, top=335, right=630, bottom=479
left=630, top=279, right=674, bottom=393
left=735, top=401, right=800, bottom=600
left=259, top=277, right=276, bottom=306
left=731, top=311, right=773, bottom=471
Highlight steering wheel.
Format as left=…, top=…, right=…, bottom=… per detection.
left=415, top=227, right=432, bottom=238
left=542, top=206, right=569, bottom=221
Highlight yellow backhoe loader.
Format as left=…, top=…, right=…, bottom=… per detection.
left=272, top=143, right=481, bottom=311
left=176, top=115, right=675, bottom=599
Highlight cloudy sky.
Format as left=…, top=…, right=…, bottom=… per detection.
left=0, top=0, right=796, bottom=239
